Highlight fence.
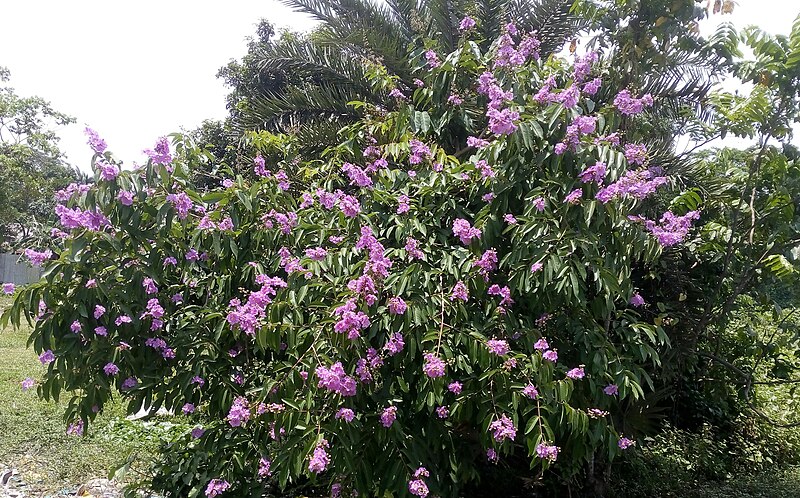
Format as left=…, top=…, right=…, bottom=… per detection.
left=0, top=253, right=42, bottom=285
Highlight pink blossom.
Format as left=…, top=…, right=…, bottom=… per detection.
left=422, top=352, right=445, bottom=378
left=489, top=414, right=516, bottom=442
left=380, top=406, right=398, bottom=427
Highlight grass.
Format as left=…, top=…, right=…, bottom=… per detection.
left=0, top=296, right=183, bottom=496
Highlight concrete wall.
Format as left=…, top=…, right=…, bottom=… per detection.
left=0, top=254, right=42, bottom=285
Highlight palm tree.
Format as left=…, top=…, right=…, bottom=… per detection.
left=229, top=0, right=588, bottom=151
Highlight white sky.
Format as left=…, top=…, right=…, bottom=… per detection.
left=0, top=0, right=797, bottom=173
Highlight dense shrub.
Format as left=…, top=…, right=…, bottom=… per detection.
left=4, top=22, right=705, bottom=497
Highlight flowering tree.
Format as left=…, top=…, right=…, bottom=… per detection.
left=2, top=20, right=700, bottom=497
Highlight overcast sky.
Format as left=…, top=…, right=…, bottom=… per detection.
left=1, top=0, right=796, bottom=173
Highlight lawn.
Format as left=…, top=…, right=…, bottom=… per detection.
left=0, top=296, right=185, bottom=497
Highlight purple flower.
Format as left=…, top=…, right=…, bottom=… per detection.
left=39, top=350, right=55, bottom=364
left=85, top=127, right=107, bottom=154
left=191, top=427, right=205, bottom=438
left=422, top=352, right=446, bottom=378
left=643, top=210, right=700, bottom=246
left=308, top=439, right=330, bottom=474
left=25, top=248, right=52, bottom=266
left=614, top=89, right=653, bottom=116
left=103, top=362, right=120, bottom=376
left=121, top=377, right=138, bottom=390
left=452, top=219, right=481, bottom=245
left=182, top=403, right=195, bottom=414
left=489, top=414, right=516, bottom=442
left=467, top=136, right=490, bottom=148
left=21, top=377, right=35, bottom=391
left=97, top=160, right=119, bottom=181
left=166, top=192, right=193, bottom=220
left=254, top=154, right=269, bottom=177
left=388, top=297, right=407, bottom=315
left=530, top=262, right=544, bottom=273
left=473, top=249, right=498, bottom=280
left=397, top=195, right=410, bottom=214
left=227, top=396, right=250, bottom=427
left=448, top=94, right=463, bottom=105
left=70, top=320, right=82, bottom=333
left=503, top=214, right=517, bottom=225
left=522, top=384, right=539, bottom=399
left=618, top=437, right=635, bottom=449
left=305, top=247, right=328, bottom=261
left=2, top=283, right=15, bottom=295
left=459, top=16, right=476, bottom=31
left=424, top=49, right=441, bottom=68
left=115, top=315, right=132, bottom=326
left=487, top=448, right=498, bottom=462
left=388, top=88, right=405, bottom=100
left=384, top=333, right=405, bottom=356
left=566, top=366, right=585, bottom=380
left=436, top=406, right=449, bottom=419
left=604, top=384, right=619, bottom=396
left=532, top=196, right=545, bottom=212
left=486, top=339, right=510, bottom=356
left=408, top=478, right=429, bottom=497
left=67, top=419, right=84, bottom=436
left=405, top=238, right=424, bottom=260
left=630, top=293, right=645, bottom=307
left=564, top=188, right=583, bottom=205
left=536, top=442, right=559, bottom=462
left=487, top=107, right=519, bottom=135
left=624, top=143, right=648, bottom=165
left=579, top=161, right=607, bottom=184
left=144, top=137, right=173, bottom=166
left=380, top=406, right=398, bottom=427
left=335, top=408, right=355, bottom=422
left=583, top=77, right=602, bottom=95
left=448, top=381, right=463, bottom=394
left=205, top=479, right=230, bottom=497
left=534, top=338, right=549, bottom=351
left=543, top=349, right=558, bottom=363
left=450, top=281, right=469, bottom=302
left=316, top=362, right=357, bottom=397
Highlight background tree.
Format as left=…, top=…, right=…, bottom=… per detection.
left=0, top=67, right=82, bottom=248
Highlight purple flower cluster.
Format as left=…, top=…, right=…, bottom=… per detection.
left=595, top=168, right=668, bottom=203
left=342, top=162, right=373, bottom=188
left=166, top=192, right=193, bottom=220
left=494, top=23, right=540, bottom=68
left=333, top=298, right=371, bottom=339
left=459, top=16, right=476, bottom=31
left=336, top=408, right=355, bottom=422
left=85, top=127, right=107, bottom=154
left=579, top=161, right=607, bottom=184
left=384, top=333, right=405, bottom=355
left=380, top=406, right=398, bottom=427
left=308, top=440, right=330, bottom=474
left=316, top=362, right=357, bottom=397
left=473, top=249, right=498, bottom=280
left=144, top=137, right=173, bottom=165
left=262, top=210, right=298, bottom=234
left=614, top=89, right=654, bottom=116
left=489, top=414, right=516, bottom=442
left=643, top=210, right=700, bottom=246
left=388, top=297, right=407, bottom=315
left=254, top=155, right=269, bottom=177
left=405, top=237, right=424, bottom=260
left=424, top=49, right=441, bottom=68
left=450, top=281, right=469, bottom=301
left=566, top=366, right=585, bottom=380
left=205, top=479, right=230, bottom=497
left=226, top=276, right=287, bottom=335
left=55, top=205, right=110, bottom=231
left=227, top=396, right=250, bottom=427
left=522, top=384, right=539, bottom=399
left=487, top=339, right=510, bottom=356
left=422, top=352, right=446, bottom=378
left=536, top=442, right=559, bottom=462
left=408, top=467, right=430, bottom=497
left=488, top=284, right=514, bottom=308
left=2, top=283, right=15, bottom=295
left=452, top=219, right=481, bottom=245
left=624, top=143, right=648, bottom=165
